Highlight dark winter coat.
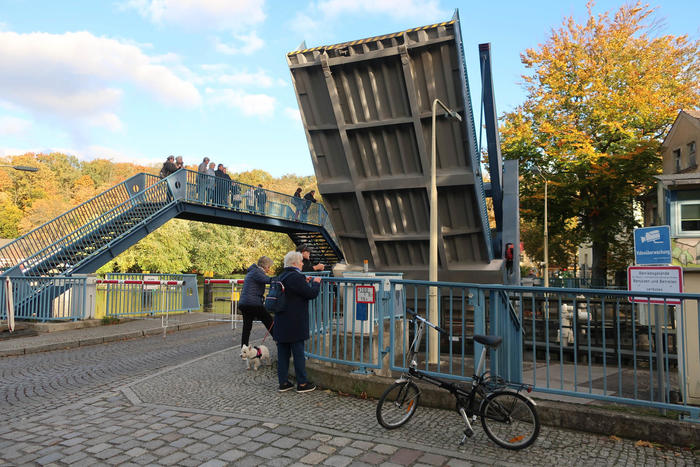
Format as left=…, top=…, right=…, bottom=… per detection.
left=239, top=264, right=271, bottom=307
left=160, top=160, right=178, bottom=178
left=272, top=267, right=320, bottom=343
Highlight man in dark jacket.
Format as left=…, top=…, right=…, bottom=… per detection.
left=296, top=244, right=324, bottom=272
left=273, top=250, right=321, bottom=393
left=255, top=184, right=267, bottom=214
left=238, top=256, right=274, bottom=348
left=214, top=164, right=232, bottom=205
left=159, top=155, right=178, bottom=178
left=301, top=189, right=317, bottom=222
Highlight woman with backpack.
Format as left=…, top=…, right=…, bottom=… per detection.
left=273, top=250, right=321, bottom=393
left=238, top=256, right=274, bottom=348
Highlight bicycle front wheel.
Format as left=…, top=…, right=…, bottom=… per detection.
left=376, top=381, right=420, bottom=429
left=480, top=390, right=540, bottom=450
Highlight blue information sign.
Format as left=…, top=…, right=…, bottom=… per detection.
left=356, top=303, right=368, bottom=321
left=633, top=226, right=671, bottom=265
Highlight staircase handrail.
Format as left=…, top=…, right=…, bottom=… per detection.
left=9, top=175, right=170, bottom=275
left=0, top=172, right=161, bottom=273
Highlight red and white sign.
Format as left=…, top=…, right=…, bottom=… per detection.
left=627, top=266, right=683, bottom=304
left=355, top=285, right=375, bottom=304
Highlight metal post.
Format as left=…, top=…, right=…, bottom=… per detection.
left=654, top=305, right=666, bottom=412
left=544, top=179, right=549, bottom=288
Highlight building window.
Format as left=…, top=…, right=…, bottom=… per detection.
left=679, top=202, right=700, bottom=232
left=674, top=148, right=681, bottom=172
left=689, top=141, right=697, bottom=168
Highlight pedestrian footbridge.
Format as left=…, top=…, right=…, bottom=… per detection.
left=0, top=169, right=343, bottom=278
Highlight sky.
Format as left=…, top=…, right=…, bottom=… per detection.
left=0, top=1, right=698, bottom=177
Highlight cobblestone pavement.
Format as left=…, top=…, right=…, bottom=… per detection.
left=1, top=324, right=698, bottom=466
left=0, top=324, right=237, bottom=422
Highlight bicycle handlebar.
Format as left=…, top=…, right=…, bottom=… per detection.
left=406, top=308, right=449, bottom=335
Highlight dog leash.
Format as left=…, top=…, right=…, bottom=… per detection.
left=261, top=319, right=274, bottom=345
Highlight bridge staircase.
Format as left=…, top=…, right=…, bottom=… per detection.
left=0, top=169, right=343, bottom=320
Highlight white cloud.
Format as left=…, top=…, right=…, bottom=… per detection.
left=284, top=107, right=302, bottom=122
left=125, top=0, right=266, bottom=32
left=215, top=31, right=264, bottom=55
left=0, top=116, right=31, bottom=136
left=0, top=30, right=200, bottom=133
left=206, top=88, right=276, bottom=117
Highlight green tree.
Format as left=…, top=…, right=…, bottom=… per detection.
left=98, top=219, right=194, bottom=274
left=501, top=2, right=700, bottom=283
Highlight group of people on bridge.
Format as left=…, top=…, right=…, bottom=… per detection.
left=159, top=155, right=321, bottom=222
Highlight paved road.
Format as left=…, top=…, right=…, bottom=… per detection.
left=1, top=324, right=697, bottom=466
left=0, top=324, right=236, bottom=422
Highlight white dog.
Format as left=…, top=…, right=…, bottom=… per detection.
left=240, top=344, right=271, bottom=370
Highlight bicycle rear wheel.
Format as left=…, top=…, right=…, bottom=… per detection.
left=376, top=381, right=420, bottom=429
left=480, top=390, right=540, bottom=450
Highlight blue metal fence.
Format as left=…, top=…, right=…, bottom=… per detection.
left=308, top=278, right=700, bottom=421
left=100, top=273, right=199, bottom=317
left=305, top=277, right=386, bottom=373
left=1, top=276, right=88, bottom=321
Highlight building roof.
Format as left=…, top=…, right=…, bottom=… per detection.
left=661, top=110, right=700, bottom=148
left=656, top=172, right=700, bottom=186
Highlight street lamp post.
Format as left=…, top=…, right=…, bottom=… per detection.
left=0, top=164, right=38, bottom=172
left=533, top=166, right=548, bottom=288
left=429, top=98, right=462, bottom=364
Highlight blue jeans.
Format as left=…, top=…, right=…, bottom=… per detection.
left=277, top=341, right=308, bottom=386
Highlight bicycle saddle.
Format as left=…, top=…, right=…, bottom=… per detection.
left=473, top=335, right=502, bottom=348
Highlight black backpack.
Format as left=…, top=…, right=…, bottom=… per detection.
left=264, top=272, right=291, bottom=313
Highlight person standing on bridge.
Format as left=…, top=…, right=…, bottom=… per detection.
left=291, top=187, right=303, bottom=220
left=206, top=162, right=216, bottom=204
left=296, top=244, right=324, bottom=272
left=302, top=189, right=317, bottom=222
left=274, top=250, right=321, bottom=393
left=159, top=155, right=177, bottom=178
left=255, top=184, right=267, bottom=214
left=215, top=164, right=231, bottom=205
left=238, top=256, right=274, bottom=349
left=175, top=155, right=184, bottom=170
left=197, top=156, right=210, bottom=203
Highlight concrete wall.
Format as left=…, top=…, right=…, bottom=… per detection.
left=662, top=112, right=699, bottom=174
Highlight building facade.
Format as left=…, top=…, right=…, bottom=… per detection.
left=653, top=109, right=700, bottom=405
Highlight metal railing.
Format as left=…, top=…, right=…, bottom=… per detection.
left=0, top=173, right=161, bottom=276
left=99, top=273, right=198, bottom=317
left=305, top=277, right=386, bottom=373
left=181, top=169, right=338, bottom=244
left=1, top=276, right=88, bottom=321
left=307, top=279, right=700, bottom=421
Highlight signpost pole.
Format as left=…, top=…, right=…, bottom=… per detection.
left=654, top=305, right=666, bottom=411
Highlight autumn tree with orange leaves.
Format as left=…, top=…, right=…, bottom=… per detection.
left=501, top=2, right=700, bottom=284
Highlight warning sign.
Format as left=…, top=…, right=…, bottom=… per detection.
left=355, top=285, right=375, bottom=304
left=627, top=266, right=683, bottom=304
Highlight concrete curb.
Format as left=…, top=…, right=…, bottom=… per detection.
left=304, top=361, right=700, bottom=448
left=0, top=320, right=228, bottom=357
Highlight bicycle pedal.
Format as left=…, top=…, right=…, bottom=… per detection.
left=463, top=428, right=474, bottom=438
